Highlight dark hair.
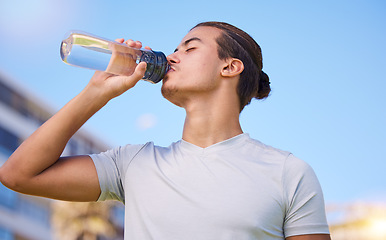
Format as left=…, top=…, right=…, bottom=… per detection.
left=193, top=22, right=271, bottom=111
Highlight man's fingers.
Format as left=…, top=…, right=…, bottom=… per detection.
left=120, top=62, right=147, bottom=90
left=115, top=38, right=125, bottom=43
left=125, top=39, right=142, bottom=49
left=133, top=62, right=147, bottom=78
left=113, top=38, right=146, bottom=50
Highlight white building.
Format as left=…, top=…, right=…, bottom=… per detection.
left=0, top=71, right=123, bottom=240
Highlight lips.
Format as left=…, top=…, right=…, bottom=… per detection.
left=164, top=67, right=175, bottom=78
left=163, top=66, right=174, bottom=82
left=167, top=66, right=176, bottom=73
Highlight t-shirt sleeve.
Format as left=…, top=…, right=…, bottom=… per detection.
left=89, top=143, right=147, bottom=203
left=282, top=154, right=330, bottom=237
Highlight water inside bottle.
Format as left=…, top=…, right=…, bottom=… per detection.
left=61, top=32, right=144, bottom=76
left=62, top=42, right=112, bottom=71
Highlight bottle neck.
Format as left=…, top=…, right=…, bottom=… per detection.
left=141, top=50, right=170, bottom=84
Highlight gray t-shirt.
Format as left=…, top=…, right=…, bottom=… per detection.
left=91, top=133, right=329, bottom=239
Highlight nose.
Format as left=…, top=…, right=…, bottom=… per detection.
left=167, top=52, right=179, bottom=64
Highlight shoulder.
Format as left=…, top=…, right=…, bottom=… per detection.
left=114, top=141, right=182, bottom=165
left=124, top=141, right=180, bottom=155
left=90, top=142, right=153, bottom=173
left=282, top=153, right=317, bottom=183
left=243, top=135, right=319, bottom=187
left=104, top=140, right=177, bottom=157
left=246, top=137, right=290, bottom=155
left=243, top=135, right=292, bottom=165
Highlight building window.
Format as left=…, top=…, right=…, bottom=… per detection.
left=0, top=124, right=19, bottom=157
left=0, top=78, right=51, bottom=126
left=0, top=80, right=13, bottom=107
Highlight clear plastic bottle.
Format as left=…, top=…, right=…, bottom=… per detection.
left=60, top=31, right=170, bottom=84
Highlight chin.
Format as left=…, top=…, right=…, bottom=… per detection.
left=161, top=84, right=185, bottom=107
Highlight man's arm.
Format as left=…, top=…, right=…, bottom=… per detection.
left=286, top=234, right=331, bottom=240
left=0, top=40, right=147, bottom=202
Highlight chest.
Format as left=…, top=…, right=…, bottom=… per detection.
left=124, top=152, right=285, bottom=232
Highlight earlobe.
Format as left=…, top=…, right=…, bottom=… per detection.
left=221, top=59, right=244, bottom=77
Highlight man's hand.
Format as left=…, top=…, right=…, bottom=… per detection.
left=106, top=39, right=141, bottom=76
left=87, top=39, right=149, bottom=103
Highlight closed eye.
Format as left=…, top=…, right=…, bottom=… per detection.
left=186, top=47, right=196, bottom=52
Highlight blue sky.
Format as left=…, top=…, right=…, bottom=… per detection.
left=0, top=0, right=385, bottom=208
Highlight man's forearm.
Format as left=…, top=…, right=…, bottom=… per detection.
left=0, top=46, right=146, bottom=197
left=0, top=85, right=107, bottom=190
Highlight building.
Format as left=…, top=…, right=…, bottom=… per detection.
left=0, top=71, right=124, bottom=240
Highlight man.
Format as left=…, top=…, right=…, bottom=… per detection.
left=0, top=22, right=331, bottom=239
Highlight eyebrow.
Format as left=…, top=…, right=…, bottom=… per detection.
left=174, top=37, right=202, bottom=52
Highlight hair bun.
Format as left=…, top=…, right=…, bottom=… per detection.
left=256, top=71, right=271, bottom=99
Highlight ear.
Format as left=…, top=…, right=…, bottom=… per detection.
left=221, top=58, right=244, bottom=78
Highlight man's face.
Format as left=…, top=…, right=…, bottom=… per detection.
left=161, top=26, right=227, bottom=107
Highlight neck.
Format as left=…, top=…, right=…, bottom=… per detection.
left=181, top=89, right=243, bottom=148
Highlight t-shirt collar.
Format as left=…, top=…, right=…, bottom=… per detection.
left=179, top=133, right=250, bottom=155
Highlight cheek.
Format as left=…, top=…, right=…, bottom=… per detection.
left=193, top=57, right=219, bottom=74
left=197, top=61, right=222, bottom=80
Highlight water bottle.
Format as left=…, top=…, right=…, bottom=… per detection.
left=60, top=31, right=170, bottom=84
